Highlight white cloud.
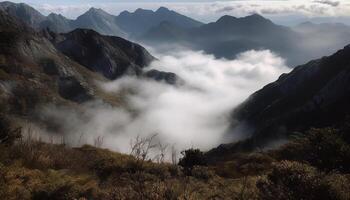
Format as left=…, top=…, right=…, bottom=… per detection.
left=314, top=0, right=340, bottom=7
left=37, top=49, right=290, bottom=158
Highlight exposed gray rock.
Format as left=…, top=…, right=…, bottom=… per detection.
left=144, top=69, right=179, bottom=85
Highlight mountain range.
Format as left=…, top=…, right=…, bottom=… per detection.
left=0, top=2, right=202, bottom=38
left=1, top=1, right=350, bottom=67
left=141, top=15, right=350, bottom=66
left=1, top=1, right=350, bottom=154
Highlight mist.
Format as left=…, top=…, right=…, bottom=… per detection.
left=37, top=49, right=290, bottom=156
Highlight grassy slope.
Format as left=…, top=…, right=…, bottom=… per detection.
left=1, top=120, right=350, bottom=199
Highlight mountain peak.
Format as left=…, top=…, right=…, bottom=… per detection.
left=216, top=14, right=271, bottom=24
left=87, top=7, right=104, bottom=14
left=156, top=7, right=170, bottom=13
left=119, top=10, right=130, bottom=16
left=243, top=13, right=271, bottom=23
left=48, top=13, right=65, bottom=18
left=135, top=8, right=150, bottom=13
left=216, top=15, right=238, bottom=23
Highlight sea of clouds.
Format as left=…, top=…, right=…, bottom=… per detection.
left=36, top=49, right=290, bottom=159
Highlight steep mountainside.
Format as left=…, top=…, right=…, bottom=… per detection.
left=46, top=29, right=154, bottom=79
left=228, top=45, right=350, bottom=148
left=0, top=9, right=121, bottom=121
left=116, top=7, right=203, bottom=37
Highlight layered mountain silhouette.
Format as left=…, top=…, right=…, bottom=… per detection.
left=0, top=2, right=201, bottom=38
left=207, top=44, right=350, bottom=158
left=2, top=1, right=350, bottom=66
left=141, top=14, right=350, bottom=66
left=116, top=7, right=203, bottom=37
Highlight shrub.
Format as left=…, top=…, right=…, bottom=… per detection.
left=275, top=128, right=350, bottom=172
left=178, top=149, right=207, bottom=175
left=0, top=116, right=21, bottom=145
left=257, top=161, right=350, bottom=200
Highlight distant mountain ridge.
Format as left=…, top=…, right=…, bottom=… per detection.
left=0, top=1, right=202, bottom=38
left=116, top=7, right=203, bottom=37
left=141, top=14, right=350, bottom=66
left=1, top=1, right=350, bottom=67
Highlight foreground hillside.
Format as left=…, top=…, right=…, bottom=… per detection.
left=1, top=113, right=350, bottom=199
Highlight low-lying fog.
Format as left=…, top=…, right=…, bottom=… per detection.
left=36, top=49, right=291, bottom=159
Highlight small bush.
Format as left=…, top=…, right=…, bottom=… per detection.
left=178, top=149, right=207, bottom=175
left=257, top=161, right=350, bottom=200
left=0, top=116, right=21, bottom=145
left=275, top=128, right=350, bottom=172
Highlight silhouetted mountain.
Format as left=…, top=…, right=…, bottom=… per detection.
left=116, top=7, right=203, bottom=37
left=0, top=2, right=126, bottom=36
left=47, top=29, right=154, bottom=80
left=223, top=45, right=350, bottom=150
left=72, top=7, right=125, bottom=37
left=0, top=2, right=201, bottom=39
left=40, top=13, right=74, bottom=33
left=141, top=21, right=190, bottom=43
left=141, top=14, right=350, bottom=66
left=141, top=14, right=305, bottom=65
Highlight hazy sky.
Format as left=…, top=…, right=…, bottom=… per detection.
left=10, top=0, right=350, bottom=25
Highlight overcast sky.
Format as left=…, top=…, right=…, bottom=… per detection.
left=10, top=0, right=350, bottom=25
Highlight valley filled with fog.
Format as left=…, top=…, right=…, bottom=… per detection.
left=34, top=48, right=290, bottom=158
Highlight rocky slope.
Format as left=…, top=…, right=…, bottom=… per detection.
left=46, top=29, right=154, bottom=79
left=0, top=9, right=123, bottom=122
left=213, top=45, right=350, bottom=154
